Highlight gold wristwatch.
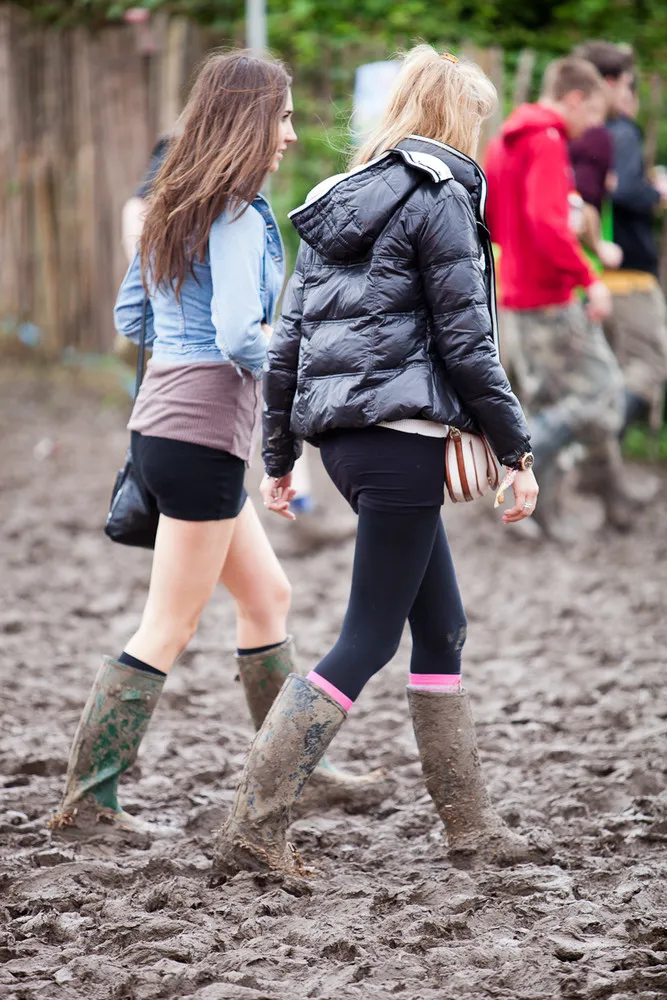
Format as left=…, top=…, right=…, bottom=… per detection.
left=513, top=452, right=535, bottom=472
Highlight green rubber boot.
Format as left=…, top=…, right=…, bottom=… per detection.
left=236, top=638, right=392, bottom=811
left=214, top=674, right=345, bottom=877
left=49, top=657, right=175, bottom=840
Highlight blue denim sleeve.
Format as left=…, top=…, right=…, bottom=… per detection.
left=209, top=207, right=269, bottom=379
left=113, top=252, right=156, bottom=346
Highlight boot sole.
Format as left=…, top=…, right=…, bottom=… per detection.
left=448, top=829, right=555, bottom=869
left=212, top=836, right=313, bottom=881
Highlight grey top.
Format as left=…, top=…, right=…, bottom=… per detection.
left=128, top=360, right=262, bottom=462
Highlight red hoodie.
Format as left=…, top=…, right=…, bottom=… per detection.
left=485, top=104, right=596, bottom=310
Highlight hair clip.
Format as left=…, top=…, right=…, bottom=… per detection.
left=441, top=52, right=459, bottom=64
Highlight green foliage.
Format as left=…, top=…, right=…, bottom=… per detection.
left=623, top=423, right=667, bottom=463
left=16, top=0, right=667, bottom=64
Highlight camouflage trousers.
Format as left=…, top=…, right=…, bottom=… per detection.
left=603, top=282, right=667, bottom=429
left=504, top=301, right=625, bottom=456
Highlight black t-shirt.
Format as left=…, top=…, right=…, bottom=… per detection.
left=134, top=136, right=172, bottom=199
left=608, top=116, right=660, bottom=276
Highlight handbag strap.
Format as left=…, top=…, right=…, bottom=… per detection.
left=134, top=295, right=148, bottom=400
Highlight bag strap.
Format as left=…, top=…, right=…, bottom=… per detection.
left=134, top=295, right=148, bottom=400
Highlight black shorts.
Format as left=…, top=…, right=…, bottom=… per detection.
left=318, top=426, right=446, bottom=513
left=131, top=432, right=247, bottom=521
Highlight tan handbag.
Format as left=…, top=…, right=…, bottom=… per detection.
left=445, top=428, right=500, bottom=503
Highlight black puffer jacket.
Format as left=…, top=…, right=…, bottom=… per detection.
left=263, top=135, right=530, bottom=477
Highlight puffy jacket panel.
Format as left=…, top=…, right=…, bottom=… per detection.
left=263, top=136, right=531, bottom=477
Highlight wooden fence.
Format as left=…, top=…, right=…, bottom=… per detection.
left=0, top=6, right=203, bottom=354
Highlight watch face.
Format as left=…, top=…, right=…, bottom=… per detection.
left=522, top=453, right=535, bottom=471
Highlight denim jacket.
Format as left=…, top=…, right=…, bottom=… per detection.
left=113, top=195, right=285, bottom=379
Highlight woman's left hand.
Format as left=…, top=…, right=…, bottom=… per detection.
left=502, top=469, right=539, bottom=524
left=260, top=473, right=297, bottom=520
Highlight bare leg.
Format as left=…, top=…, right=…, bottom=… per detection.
left=220, top=498, right=292, bottom=649
left=124, top=512, right=237, bottom=672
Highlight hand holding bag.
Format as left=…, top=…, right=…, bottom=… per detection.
left=445, top=427, right=500, bottom=503
left=104, top=297, right=159, bottom=548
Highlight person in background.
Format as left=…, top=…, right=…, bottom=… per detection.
left=121, top=134, right=173, bottom=264
left=485, top=57, right=632, bottom=539
left=576, top=40, right=667, bottom=435
left=568, top=111, right=623, bottom=273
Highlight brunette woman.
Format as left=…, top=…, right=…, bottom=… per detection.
left=215, top=48, right=551, bottom=875
left=51, top=51, right=371, bottom=840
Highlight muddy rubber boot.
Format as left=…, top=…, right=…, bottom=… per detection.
left=237, top=638, right=391, bottom=812
left=213, top=674, right=346, bottom=878
left=408, top=687, right=553, bottom=868
left=530, top=461, right=580, bottom=545
left=49, top=657, right=175, bottom=841
left=577, top=439, right=638, bottom=532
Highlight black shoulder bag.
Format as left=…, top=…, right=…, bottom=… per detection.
left=104, top=297, right=159, bottom=548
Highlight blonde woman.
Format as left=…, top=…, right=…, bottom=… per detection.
left=214, top=47, right=551, bottom=876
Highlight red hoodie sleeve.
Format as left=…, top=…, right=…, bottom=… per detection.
left=524, top=129, right=596, bottom=289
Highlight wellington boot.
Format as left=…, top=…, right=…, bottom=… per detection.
left=531, top=463, right=580, bottom=546
left=49, top=657, right=176, bottom=842
left=213, top=674, right=346, bottom=878
left=530, top=422, right=581, bottom=545
left=577, top=440, right=639, bottom=532
left=237, top=638, right=392, bottom=812
left=408, top=687, right=553, bottom=868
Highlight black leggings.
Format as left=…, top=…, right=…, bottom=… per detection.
left=313, top=504, right=467, bottom=702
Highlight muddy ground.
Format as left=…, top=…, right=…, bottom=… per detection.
left=1, top=369, right=666, bottom=1000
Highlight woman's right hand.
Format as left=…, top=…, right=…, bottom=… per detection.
left=501, top=469, right=539, bottom=524
left=260, top=473, right=297, bottom=520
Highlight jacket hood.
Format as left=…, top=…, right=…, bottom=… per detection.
left=289, top=136, right=484, bottom=264
left=500, top=103, right=567, bottom=145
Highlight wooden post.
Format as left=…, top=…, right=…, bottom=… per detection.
left=512, top=49, right=535, bottom=108
left=0, top=13, right=201, bottom=355
left=462, top=44, right=504, bottom=158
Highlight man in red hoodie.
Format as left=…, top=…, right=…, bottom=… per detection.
left=486, top=57, right=630, bottom=536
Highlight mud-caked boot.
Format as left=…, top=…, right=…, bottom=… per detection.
left=576, top=439, right=642, bottom=532
left=408, top=687, right=553, bottom=868
left=213, top=674, right=346, bottom=878
left=237, top=638, right=392, bottom=812
left=49, top=657, right=175, bottom=841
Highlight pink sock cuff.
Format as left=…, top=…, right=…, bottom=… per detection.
left=409, top=673, right=462, bottom=689
left=307, top=671, right=354, bottom=713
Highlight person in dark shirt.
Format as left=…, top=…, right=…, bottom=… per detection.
left=608, top=91, right=663, bottom=276
left=570, top=124, right=622, bottom=270
left=121, top=134, right=172, bottom=263
left=570, top=125, right=612, bottom=213
left=576, top=42, right=667, bottom=430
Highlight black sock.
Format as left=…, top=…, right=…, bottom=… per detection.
left=118, top=651, right=166, bottom=677
left=237, top=640, right=286, bottom=657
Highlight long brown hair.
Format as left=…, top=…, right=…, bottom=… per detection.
left=140, top=50, right=291, bottom=297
